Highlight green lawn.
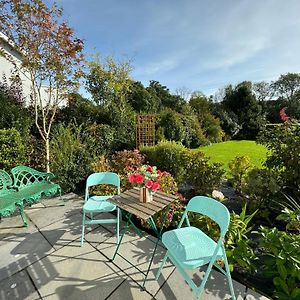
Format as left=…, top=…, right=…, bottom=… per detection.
left=196, top=140, right=268, bottom=175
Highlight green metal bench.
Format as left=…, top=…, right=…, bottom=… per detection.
left=0, top=166, right=61, bottom=226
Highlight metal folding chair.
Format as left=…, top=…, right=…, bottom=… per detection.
left=81, top=172, right=120, bottom=246
left=156, top=196, right=236, bottom=300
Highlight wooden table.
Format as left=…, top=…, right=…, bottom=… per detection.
left=108, top=187, right=177, bottom=288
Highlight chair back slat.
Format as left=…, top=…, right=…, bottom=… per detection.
left=186, top=196, right=230, bottom=237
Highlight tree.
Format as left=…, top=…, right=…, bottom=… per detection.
left=147, top=80, right=186, bottom=112
left=0, top=0, right=84, bottom=171
left=86, top=54, right=133, bottom=106
left=223, top=81, right=265, bottom=139
left=127, top=81, right=158, bottom=113
left=252, top=81, right=273, bottom=102
left=271, top=73, right=300, bottom=102
left=85, top=55, right=135, bottom=150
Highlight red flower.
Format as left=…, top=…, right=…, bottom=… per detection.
left=145, top=180, right=154, bottom=189
left=146, top=166, right=153, bottom=173
left=279, top=107, right=290, bottom=123
left=152, top=182, right=160, bottom=192
left=128, top=174, right=136, bottom=183
left=135, top=174, right=144, bottom=184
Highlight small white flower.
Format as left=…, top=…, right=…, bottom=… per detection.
left=212, top=190, right=225, bottom=201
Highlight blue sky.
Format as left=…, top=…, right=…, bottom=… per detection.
left=52, top=0, right=300, bottom=96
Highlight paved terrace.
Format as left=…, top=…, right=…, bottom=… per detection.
left=0, top=194, right=270, bottom=300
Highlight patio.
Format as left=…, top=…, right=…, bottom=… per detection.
left=0, top=194, right=269, bottom=300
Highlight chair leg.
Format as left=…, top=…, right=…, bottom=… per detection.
left=222, top=247, right=236, bottom=300
left=81, top=212, right=86, bottom=246
left=116, top=208, right=120, bottom=244
left=156, top=251, right=168, bottom=280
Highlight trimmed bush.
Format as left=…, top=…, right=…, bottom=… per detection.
left=0, top=128, right=26, bottom=170
left=141, top=140, right=186, bottom=183
left=141, top=140, right=224, bottom=194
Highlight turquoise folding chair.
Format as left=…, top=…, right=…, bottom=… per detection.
left=81, top=172, right=120, bottom=246
left=156, top=196, right=236, bottom=300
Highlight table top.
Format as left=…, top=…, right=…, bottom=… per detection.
left=107, top=187, right=177, bottom=220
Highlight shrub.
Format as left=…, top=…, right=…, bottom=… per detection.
left=228, top=156, right=253, bottom=193
left=85, top=123, right=115, bottom=156
left=241, top=168, right=280, bottom=214
left=0, top=128, right=26, bottom=170
left=141, top=140, right=186, bottom=183
left=259, top=227, right=300, bottom=300
left=157, top=108, right=185, bottom=143
left=50, top=123, right=94, bottom=192
left=142, top=141, right=224, bottom=192
left=110, top=149, right=144, bottom=191
left=183, top=150, right=224, bottom=195
left=258, top=123, right=300, bottom=197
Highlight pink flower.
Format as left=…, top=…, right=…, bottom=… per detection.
left=146, top=166, right=153, bottom=173
left=145, top=180, right=154, bottom=189
left=152, top=182, right=160, bottom=192
left=128, top=174, right=136, bottom=183
left=135, top=174, right=144, bottom=184
left=279, top=107, right=290, bottom=123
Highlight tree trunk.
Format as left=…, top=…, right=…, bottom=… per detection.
left=45, top=136, right=50, bottom=172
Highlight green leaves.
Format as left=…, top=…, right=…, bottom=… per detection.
left=259, top=226, right=300, bottom=299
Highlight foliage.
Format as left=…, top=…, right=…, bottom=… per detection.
left=228, top=156, right=253, bottom=192
left=86, top=54, right=133, bottom=106
left=258, top=123, right=300, bottom=196
left=223, top=82, right=265, bottom=139
left=146, top=80, right=186, bottom=112
left=189, top=95, right=224, bottom=142
left=241, top=168, right=280, bottom=214
left=141, top=140, right=187, bottom=183
left=141, top=141, right=223, bottom=192
left=225, top=206, right=257, bottom=272
left=0, top=75, right=32, bottom=136
left=157, top=109, right=186, bottom=143
left=276, top=194, right=300, bottom=233
left=182, top=150, right=224, bottom=195
left=50, top=123, right=94, bottom=192
left=127, top=81, right=158, bottom=113
left=271, top=72, right=300, bottom=102
left=1, top=0, right=85, bottom=172
left=0, top=128, right=26, bottom=170
left=85, top=123, right=115, bottom=156
left=259, top=227, right=300, bottom=300
left=110, top=149, right=144, bottom=191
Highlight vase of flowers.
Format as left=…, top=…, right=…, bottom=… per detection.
left=128, top=165, right=161, bottom=202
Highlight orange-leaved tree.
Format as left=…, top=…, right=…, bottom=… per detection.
left=0, top=0, right=85, bottom=171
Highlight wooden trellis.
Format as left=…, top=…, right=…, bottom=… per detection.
left=136, top=114, right=155, bottom=148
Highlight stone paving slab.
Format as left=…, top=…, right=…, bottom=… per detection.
left=97, top=233, right=174, bottom=297
left=26, top=200, right=82, bottom=230
left=27, top=241, right=124, bottom=300
left=40, top=212, right=87, bottom=250
left=0, top=270, right=41, bottom=300
left=0, top=226, right=54, bottom=282
left=107, top=278, right=153, bottom=300
left=155, top=266, right=245, bottom=300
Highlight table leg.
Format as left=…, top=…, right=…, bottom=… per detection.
left=112, top=212, right=132, bottom=261
left=142, top=206, right=170, bottom=287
